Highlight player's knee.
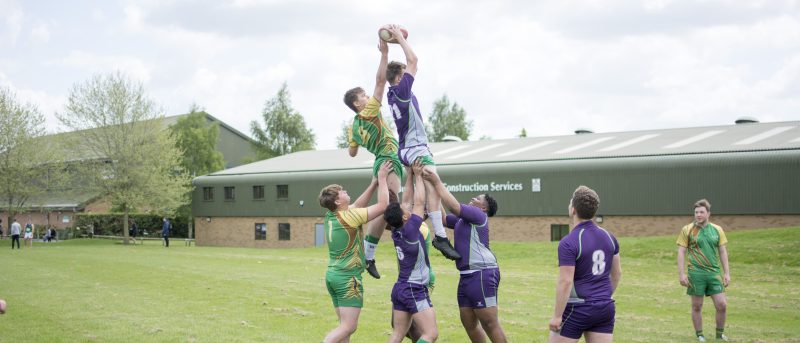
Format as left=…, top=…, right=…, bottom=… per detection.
left=715, top=300, right=727, bottom=312
left=691, top=303, right=703, bottom=312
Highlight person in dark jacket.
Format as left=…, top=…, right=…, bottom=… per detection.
left=162, top=217, right=172, bottom=247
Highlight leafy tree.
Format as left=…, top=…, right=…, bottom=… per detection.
left=519, top=128, right=527, bottom=138
left=250, top=82, right=315, bottom=159
left=169, top=104, right=225, bottom=176
left=57, top=72, right=191, bottom=244
left=335, top=120, right=352, bottom=149
left=426, top=94, right=473, bottom=142
left=0, top=87, right=65, bottom=224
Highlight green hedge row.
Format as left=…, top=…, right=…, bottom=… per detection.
left=74, top=213, right=189, bottom=238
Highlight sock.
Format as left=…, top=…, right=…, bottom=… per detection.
left=427, top=211, right=447, bottom=238
left=696, top=330, right=704, bottom=338
left=716, top=328, right=724, bottom=338
left=364, top=235, right=379, bottom=261
left=416, top=339, right=429, bottom=343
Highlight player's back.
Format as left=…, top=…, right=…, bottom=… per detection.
left=392, top=215, right=430, bottom=285
left=387, top=73, right=426, bottom=150
left=561, top=221, right=619, bottom=304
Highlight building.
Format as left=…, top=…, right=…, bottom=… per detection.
left=191, top=120, right=800, bottom=248
left=0, top=112, right=256, bottom=230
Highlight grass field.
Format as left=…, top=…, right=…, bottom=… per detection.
left=0, top=227, right=799, bottom=342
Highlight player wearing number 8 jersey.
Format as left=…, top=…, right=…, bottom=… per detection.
left=549, top=186, right=622, bottom=343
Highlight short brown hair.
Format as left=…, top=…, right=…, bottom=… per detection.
left=319, top=184, right=343, bottom=211
left=343, top=87, right=364, bottom=113
left=694, top=199, right=711, bottom=212
left=386, top=61, right=406, bottom=85
left=571, top=185, right=599, bottom=220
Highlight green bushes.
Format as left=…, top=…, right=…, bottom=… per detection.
left=74, top=213, right=188, bottom=238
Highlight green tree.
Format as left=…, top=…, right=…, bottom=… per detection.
left=169, top=104, right=225, bottom=176
left=335, top=120, right=352, bottom=149
left=519, top=128, right=527, bottom=138
left=250, top=83, right=315, bottom=159
left=0, top=87, right=65, bottom=224
left=426, top=94, right=473, bottom=142
left=57, top=72, right=191, bottom=245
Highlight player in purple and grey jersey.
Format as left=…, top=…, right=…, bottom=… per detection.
left=420, top=168, right=507, bottom=343
left=549, top=186, right=622, bottom=343
left=384, top=160, right=438, bottom=343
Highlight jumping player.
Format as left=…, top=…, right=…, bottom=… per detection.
left=384, top=24, right=460, bottom=261
left=677, top=199, right=730, bottom=342
left=384, top=160, right=438, bottom=343
left=319, top=162, right=392, bottom=343
left=343, top=37, right=404, bottom=279
left=549, top=186, right=622, bottom=343
left=420, top=167, right=507, bottom=342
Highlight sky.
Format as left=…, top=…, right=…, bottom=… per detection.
left=1, top=0, right=799, bottom=150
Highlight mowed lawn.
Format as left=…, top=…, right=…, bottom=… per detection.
left=0, top=227, right=799, bottom=342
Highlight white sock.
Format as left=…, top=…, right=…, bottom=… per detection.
left=364, top=240, right=377, bottom=260
left=428, top=211, right=447, bottom=239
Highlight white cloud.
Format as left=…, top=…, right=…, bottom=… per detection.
left=3, top=8, right=23, bottom=45
left=30, top=21, right=49, bottom=42
left=53, top=50, right=153, bottom=84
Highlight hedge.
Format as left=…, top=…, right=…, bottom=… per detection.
left=74, top=213, right=189, bottom=238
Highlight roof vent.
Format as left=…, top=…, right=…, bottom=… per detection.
left=735, top=117, right=759, bottom=124
left=441, top=135, right=463, bottom=142
left=574, top=128, right=594, bottom=134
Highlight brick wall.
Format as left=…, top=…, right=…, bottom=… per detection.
left=195, top=214, right=800, bottom=248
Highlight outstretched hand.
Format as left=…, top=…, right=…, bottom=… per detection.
left=411, top=158, right=425, bottom=176
left=378, top=37, right=388, bottom=54
left=377, top=161, right=392, bottom=180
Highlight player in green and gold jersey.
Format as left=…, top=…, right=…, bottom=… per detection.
left=319, top=162, right=392, bottom=343
left=342, top=37, right=403, bottom=279
left=677, top=199, right=730, bottom=342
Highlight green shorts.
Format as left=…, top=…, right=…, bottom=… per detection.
left=687, top=271, right=725, bottom=296
left=326, top=272, right=364, bottom=308
left=372, top=155, right=404, bottom=179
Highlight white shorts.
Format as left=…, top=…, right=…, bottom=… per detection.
left=24, top=233, right=33, bottom=239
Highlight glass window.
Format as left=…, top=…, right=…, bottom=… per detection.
left=224, top=187, right=235, bottom=201
left=203, top=187, right=214, bottom=201
left=253, top=185, right=265, bottom=200
left=255, top=223, right=267, bottom=240
left=278, top=223, right=290, bottom=241
left=277, top=185, right=289, bottom=200
left=550, top=224, right=570, bottom=241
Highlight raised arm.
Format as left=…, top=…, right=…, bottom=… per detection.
left=420, top=167, right=461, bottom=216
left=410, top=160, right=426, bottom=217
left=351, top=177, right=378, bottom=208
left=401, top=166, right=414, bottom=208
left=390, top=25, right=417, bottom=76
left=365, top=162, right=392, bottom=222
left=372, top=39, right=389, bottom=102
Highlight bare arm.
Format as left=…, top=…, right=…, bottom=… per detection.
left=677, top=246, right=689, bottom=287
left=719, top=245, right=730, bottom=287
left=549, top=266, right=575, bottom=332
left=348, top=145, right=358, bottom=157
left=365, top=162, right=391, bottom=222
left=420, top=168, right=460, bottom=216
left=401, top=166, right=413, bottom=208
left=351, top=178, right=378, bottom=208
left=372, top=39, right=389, bottom=102
left=410, top=160, right=426, bottom=217
left=610, top=254, right=622, bottom=294
left=390, top=26, right=417, bottom=76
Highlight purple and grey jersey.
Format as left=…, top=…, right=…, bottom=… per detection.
left=446, top=204, right=498, bottom=271
left=393, top=214, right=431, bottom=285
left=388, top=73, right=428, bottom=151
left=558, top=221, right=620, bottom=304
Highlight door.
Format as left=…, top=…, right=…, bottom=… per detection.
left=315, top=223, right=325, bottom=246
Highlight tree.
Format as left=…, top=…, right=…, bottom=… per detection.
left=426, top=94, right=473, bottom=142
left=250, top=82, right=315, bottom=159
left=57, top=72, right=191, bottom=245
left=519, top=128, right=527, bottom=138
left=0, top=87, right=65, bottom=224
left=169, top=104, right=225, bottom=176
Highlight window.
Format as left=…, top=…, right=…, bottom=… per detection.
left=203, top=187, right=214, bottom=201
left=253, top=185, right=265, bottom=200
left=224, top=187, right=235, bottom=201
left=255, top=223, right=267, bottom=240
left=277, top=185, right=289, bottom=200
left=550, top=224, right=570, bottom=241
left=278, top=223, right=290, bottom=241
